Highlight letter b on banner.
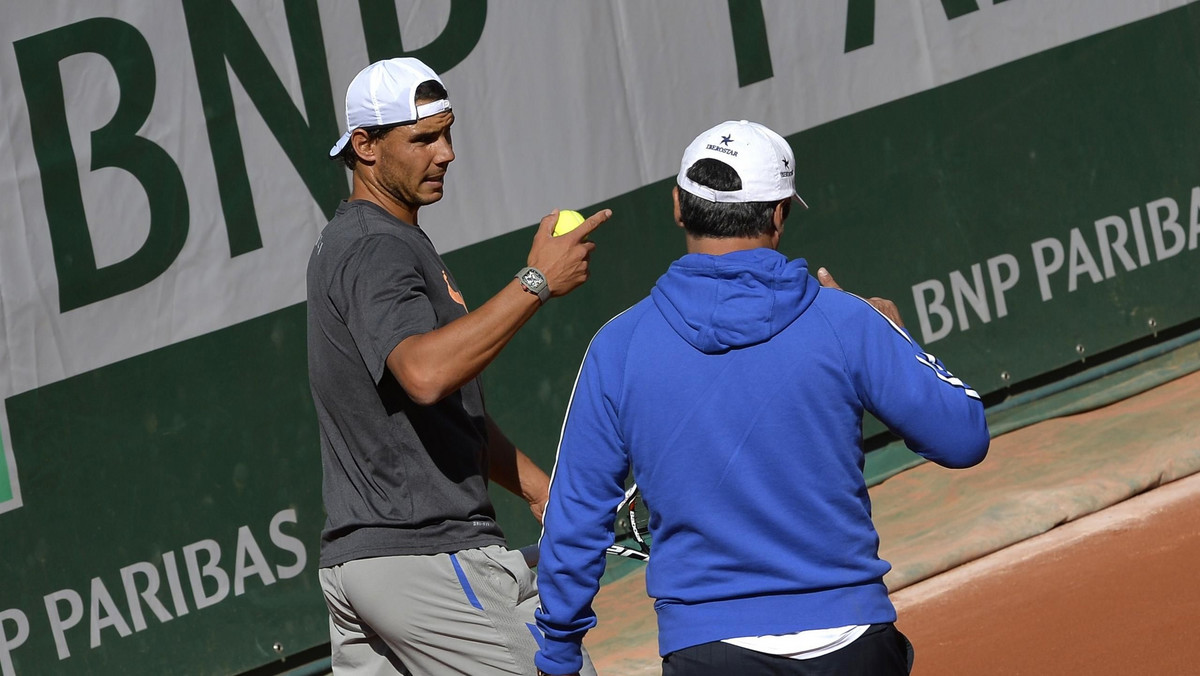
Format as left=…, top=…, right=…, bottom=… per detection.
left=15, top=18, right=189, bottom=312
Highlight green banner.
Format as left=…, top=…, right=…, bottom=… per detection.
left=1, top=308, right=325, bottom=675
left=792, top=6, right=1200, bottom=395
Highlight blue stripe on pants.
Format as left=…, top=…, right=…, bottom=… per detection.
left=449, top=553, right=484, bottom=610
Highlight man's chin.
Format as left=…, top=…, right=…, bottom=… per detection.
left=419, top=187, right=445, bottom=205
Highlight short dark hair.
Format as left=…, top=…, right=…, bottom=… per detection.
left=676, top=159, right=786, bottom=238
left=336, top=79, right=450, bottom=170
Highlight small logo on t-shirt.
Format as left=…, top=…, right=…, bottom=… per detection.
left=443, top=270, right=467, bottom=309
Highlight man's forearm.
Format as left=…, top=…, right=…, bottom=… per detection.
left=486, top=415, right=551, bottom=520
left=387, top=280, right=540, bottom=405
left=386, top=209, right=609, bottom=405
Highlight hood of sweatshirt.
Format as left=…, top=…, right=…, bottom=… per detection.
left=650, top=248, right=818, bottom=354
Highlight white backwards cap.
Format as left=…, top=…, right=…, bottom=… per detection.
left=329, top=57, right=452, bottom=157
left=677, top=120, right=808, bottom=208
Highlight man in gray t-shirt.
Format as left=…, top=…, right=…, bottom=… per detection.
left=309, top=58, right=605, bottom=676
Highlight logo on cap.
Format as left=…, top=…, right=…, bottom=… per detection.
left=705, top=142, right=738, bottom=157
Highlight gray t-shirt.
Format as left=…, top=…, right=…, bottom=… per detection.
left=307, top=200, right=505, bottom=567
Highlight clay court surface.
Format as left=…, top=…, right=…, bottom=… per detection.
left=893, top=471, right=1200, bottom=675
left=584, top=356, right=1200, bottom=675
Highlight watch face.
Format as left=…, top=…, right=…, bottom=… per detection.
left=521, top=269, right=546, bottom=288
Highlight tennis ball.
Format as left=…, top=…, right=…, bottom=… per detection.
left=553, top=209, right=586, bottom=237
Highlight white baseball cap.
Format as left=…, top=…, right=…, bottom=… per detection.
left=329, top=57, right=452, bottom=157
left=677, top=120, right=808, bottom=208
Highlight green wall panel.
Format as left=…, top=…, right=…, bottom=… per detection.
left=2, top=307, right=325, bottom=675
left=791, top=6, right=1200, bottom=394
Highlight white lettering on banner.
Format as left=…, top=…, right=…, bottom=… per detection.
left=1031, top=237, right=1064, bottom=301
left=88, top=577, right=132, bottom=648
left=914, top=253, right=1021, bottom=344
left=1067, top=227, right=1104, bottom=292
left=913, top=185, right=1200, bottom=344
left=913, top=279, right=954, bottom=344
left=43, top=589, right=82, bottom=661
left=269, top=508, right=308, bottom=580
left=1191, top=186, right=1200, bottom=249
left=0, top=609, right=29, bottom=676
left=949, top=263, right=991, bottom=331
left=1094, top=215, right=1139, bottom=277
left=1129, top=206, right=1152, bottom=266
left=233, top=525, right=276, bottom=595
left=161, top=550, right=191, bottom=618
left=987, top=254, right=1021, bottom=319
left=119, top=561, right=174, bottom=632
left=0, top=508, right=305, bottom=669
left=1148, top=197, right=1187, bottom=260
left=184, top=539, right=230, bottom=610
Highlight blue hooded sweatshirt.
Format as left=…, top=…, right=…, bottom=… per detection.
left=535, top=249, right=988, bottom=674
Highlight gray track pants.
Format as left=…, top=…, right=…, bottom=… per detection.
left=320, top=545, right=596, bottom=675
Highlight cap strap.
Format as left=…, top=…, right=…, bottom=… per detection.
left=415, top=99, right=452, bottom=119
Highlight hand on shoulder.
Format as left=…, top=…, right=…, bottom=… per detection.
left=817, top=267, right=905, bottom=328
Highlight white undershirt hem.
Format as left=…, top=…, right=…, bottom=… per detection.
left=722, top=624, right=871, bottom=660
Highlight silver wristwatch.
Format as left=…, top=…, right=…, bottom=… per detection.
left=516, top=266, right=551, bottom=303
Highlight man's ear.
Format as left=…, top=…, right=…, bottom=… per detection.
left=774, top=200, right=789, bottom=231
left=348, top=128, right=376, bottom=164
left=673, top=186, right=684, bottom=228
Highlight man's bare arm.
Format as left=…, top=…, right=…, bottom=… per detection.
left=485, top=414, right=551, bottom=522
left=388, top=210, right=610, bottom=404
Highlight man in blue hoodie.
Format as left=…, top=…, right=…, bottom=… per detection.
left=533, top=120, right=990, bottom=675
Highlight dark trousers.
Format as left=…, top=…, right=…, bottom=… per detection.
left=662, top=623, right=914, bottom=675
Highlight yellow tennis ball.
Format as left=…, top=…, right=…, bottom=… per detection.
left=553, top=209, right=586, bottom=237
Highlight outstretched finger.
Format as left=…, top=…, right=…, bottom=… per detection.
left=565, top=209, right=613, bottom=241
left=817, top=267, right=842, bottom=290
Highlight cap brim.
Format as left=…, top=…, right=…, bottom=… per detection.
left=329, top=132, right=351, bottom=158
left=792, top=193, right=809, bottom=209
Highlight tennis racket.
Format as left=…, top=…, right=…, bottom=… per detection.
left=605, top=483, right=651, bottom=561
